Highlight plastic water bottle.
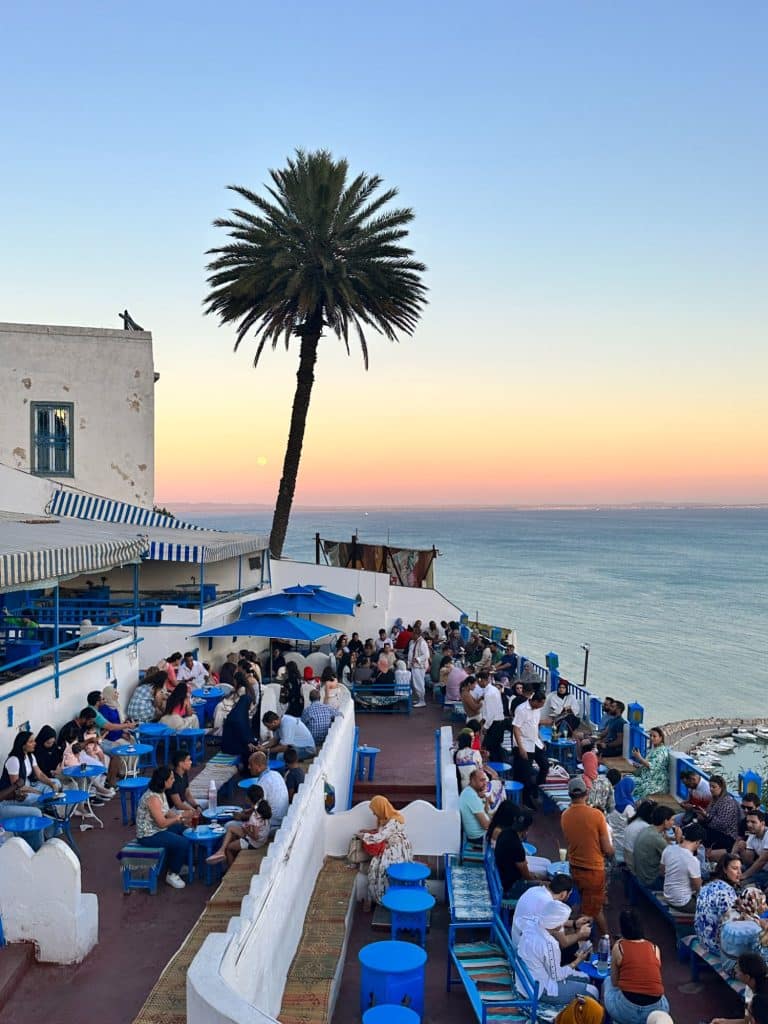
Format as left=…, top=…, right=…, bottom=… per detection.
left=597, top=934, right=611, bottom=968
left=208, top=780, right=217, bottom=812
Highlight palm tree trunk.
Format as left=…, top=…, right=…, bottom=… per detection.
left=269, top=329, right=320, bottom=559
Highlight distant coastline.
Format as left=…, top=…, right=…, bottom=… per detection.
left=161, top=501, right=768, bottom=514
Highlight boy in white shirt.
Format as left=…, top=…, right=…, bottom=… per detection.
left=661, top=821, right=703, bottom=911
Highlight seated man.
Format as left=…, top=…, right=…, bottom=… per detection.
left=246, top=751, right=289, bottom=827
left=283, top=747, right=305, bottom=803
left=167, top=749, right=206, bottom=814
left=596, top=700, right=627, bottom=757
left=260, top=711, right=316, bottom=761
left=661, top=821, right=703, bottom=911
left=733, top=809, right=768, bottom=885
left=177, top=651, right=208, bottom=687
left=458, top=768, right=492, bottom=846
left=633, top=804, right=679, bottom=888
left=301, top=689, right=339, bottom=747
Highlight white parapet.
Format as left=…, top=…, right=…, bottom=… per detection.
left=0, top=836, right=98, bottom=963
left=324, top=798, right=461, bottom=860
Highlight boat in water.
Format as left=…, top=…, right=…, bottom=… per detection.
left=732, top=727, right=758, bottom=742
left=755, top=727, right=768, bottom=743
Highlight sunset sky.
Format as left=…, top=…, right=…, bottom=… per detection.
left=1, top=3, right=766, bottom=506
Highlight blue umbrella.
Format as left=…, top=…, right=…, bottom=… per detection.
left=242, top=586, right=356, bottom=617
left=194, top=612, right=340, bottom=643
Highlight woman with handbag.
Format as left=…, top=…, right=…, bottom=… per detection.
left=356, top=795, right=413, bottom=910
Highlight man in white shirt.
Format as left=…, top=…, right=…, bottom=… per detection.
left=661, top=821, right=703, bottom=911
left=407, top=629, right=430, bottom=708
left=475, top=672, right=510, bottom=762
left=735, top=810, right=768, bottom=884
left=511, top=874, right=591, bottom=948
left=512, top=689, right=548, bottom=808
left=260, top=711, right=317, bottom=760
left=177, top=651, right=208, bottom=687
left=246, top=751, right=289, bottom=827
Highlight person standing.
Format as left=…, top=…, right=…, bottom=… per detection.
left=560, top=776, right=614, bottom=935
left=407, top=628, right=430, bottom=708
left=512, top=689, right=548, bottom=808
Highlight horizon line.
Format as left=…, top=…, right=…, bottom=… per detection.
left=160, top=500, right=768, bottom=512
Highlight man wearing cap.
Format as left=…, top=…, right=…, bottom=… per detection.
left=561, top=776, right=614, bottom=935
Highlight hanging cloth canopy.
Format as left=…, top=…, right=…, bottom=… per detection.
left=195, top=611, right=340, bottom=643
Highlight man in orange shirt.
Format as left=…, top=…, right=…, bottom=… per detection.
left=561, top=776, right=614, bottom=935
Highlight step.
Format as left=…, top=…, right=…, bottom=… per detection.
left=0, top=942, right=34, bottom=1004
left=353, top=781, right=436, bottom=808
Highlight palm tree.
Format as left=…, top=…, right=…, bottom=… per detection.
left=204, top=149, right=428, bottom=558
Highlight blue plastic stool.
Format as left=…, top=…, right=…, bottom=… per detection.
left=387, top=862, right=430, bottom=889
left=117, top=777, right=150, bottom=826
left=381, top=888, right=435, bottom=946
left=172, top=728, right=207, bottom=764
left=504, top=780, right=524, bottom=805
left=549, top=738, right=577, bottom=774
left=359, top=940, right=427, bottom=1018
left=117, top=844, right=166, bottom=894
left=363, top=1006, right=420, bottom=1024
left=357, top=746, right=381, bottom=781
left=137, top=724, right=172, bottom=768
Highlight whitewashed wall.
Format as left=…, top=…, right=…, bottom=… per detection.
left=0, top=837, right=98, bottom=962
left=439, top=724, right=460, bottom=812
left=187, top=689, right=357, bottom=1024
left=324, top=798, right=461, bottom=859
left=0, top=322, right=155, bottom=505
left=271, top=558, right=463, bottom=639
left=0, top=639, right=140, bottom=753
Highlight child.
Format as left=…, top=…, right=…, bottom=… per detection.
left=283, top=746, right=305, bottom=803
left=207, top=787, right=272, bottom=867
left=581, top=741, right=598, bottom=790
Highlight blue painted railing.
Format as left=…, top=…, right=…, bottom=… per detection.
left=346, top=726, right=360, bottom=810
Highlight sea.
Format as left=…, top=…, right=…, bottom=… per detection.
left=192, top=507, right=767, bottom=728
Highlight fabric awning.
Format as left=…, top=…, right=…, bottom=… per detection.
left=0, top=532, right=147, bottom=590
left=195, top=612, right=340, bottom=643
left=241, top=585, right=356, bottom=617
left=47, top=486, right=204, bottom=531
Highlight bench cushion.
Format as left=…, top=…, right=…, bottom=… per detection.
left=449, top=863, right=493, bottom=921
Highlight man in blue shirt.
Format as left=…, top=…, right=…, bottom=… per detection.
left=301, top=690, right=340, bottom=746
left=597, top=700, right=626, bottom=757
left=459, top=768, right=492, bottom=845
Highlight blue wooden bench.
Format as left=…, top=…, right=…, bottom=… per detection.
left=622, top=867, right=695, bottom=954
left=448, top=912, right=539, bottom=1024
left=680, top=933, right=748, bottom=999
left=117, top=843, right=166, bottom=894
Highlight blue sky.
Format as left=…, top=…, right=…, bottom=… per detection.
left=1, top=2, right=766, bottom=503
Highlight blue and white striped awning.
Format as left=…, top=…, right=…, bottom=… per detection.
left=0, top=527, right=147, bottom=591
left=47, top=487, right=204, bottom=530
left=146, top=535, right=264, bottom=563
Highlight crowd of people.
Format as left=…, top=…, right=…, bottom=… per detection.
left=444, top=650, right=768, bottom=1024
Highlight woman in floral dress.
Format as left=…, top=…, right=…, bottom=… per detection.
left=632, top=727, right=670, bottom=799
left=358, top=795, right=413, bottom=907
left=695, top=853, right=742, bottom=956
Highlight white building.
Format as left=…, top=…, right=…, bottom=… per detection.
left=0, top=321, right=156, bottom=505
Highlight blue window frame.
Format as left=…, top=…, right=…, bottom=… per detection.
left=31, top=402, right=74, bottom=476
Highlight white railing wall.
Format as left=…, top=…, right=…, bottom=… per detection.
left=187, top=689, right=357, bottom=1024
left=324, top=797, right=461, bottom=860
left=439, top=724, right=460, bottom=813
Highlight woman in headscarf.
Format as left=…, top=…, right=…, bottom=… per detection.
left=34, top=725, right=62, bottom=780
left=221, top=692, right=256, bottom=768
left=357, top=795, right=413, bottom=908
left=100, top=683, right=126, bottom=734
left=280, top=662, right=304, bottom=718
left=516, top=900, right=598, bottom=1006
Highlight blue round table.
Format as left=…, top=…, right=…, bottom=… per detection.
left=1, top=814, right=57, bottom=847
left=357, top=746, right=381, bottom=781
left=363, top=1005, right=420, bottom=1024
left=203, top=804, right=243, bottom=822
left=504, top=780, right=524, bottom=805
left=62, top=764, right=106, bottom=828
left=37, top=790, right=89, bottom=854
left=113, top=742, right=153, bottom=776
left=192, top=687, right=227, bottom=726
left=116, top=777, right=150, bottom=825
left=578, top=954, right=610, bottom=985
left=387, top=862, right=430, bottom=889
left=183, top=824, right=227, bottom=884
left=358, top=940, right=427, bottom=1018
left=487, top=761, right=512, bottom=776
left=381, top=888, right=435, bottom=946
left=137, top=724, right=174, bottom=767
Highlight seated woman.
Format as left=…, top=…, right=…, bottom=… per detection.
left=206, top=788, right=272, bottom=867
left=543, top=680, right=581, bottom=735
left=632, top=728, right=670, bottom=800
left=159, top=683, right=201, bottom=731
left=34, top=725, right=62, bottom=784
left=603, top=909, right=671, bottom=1023
left=698, top=776, right=741, bottom=855
left=321, top=666, right=343, bottom=709
left=280, top=662, right=305, bottom=717
left=516, top=900, right=598, bottom=1006
left=221, top=692, right=256, bottom=768
left=695, top=853, right=743, bottom=957
left=126, top=673, right=161, bottom=723
left=357, top=795, right=413, bottom=911
left=134, top=764, right=194, bottom=889
left=490, top=803, right=548, bottom=898
left=64, top=733, right=116, bottom=801
left=1, top=730, right=61, bottom=805
left=99, top=683, right=133, bottom=739
left=150, top=672, right=171, bottom=718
